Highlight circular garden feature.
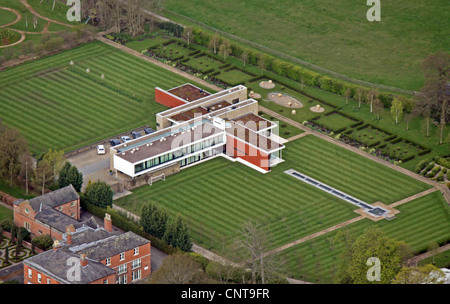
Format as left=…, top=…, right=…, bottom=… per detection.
left=267, top=92, right=303, bottom=108
left=0, top=29, right=21, bottom=46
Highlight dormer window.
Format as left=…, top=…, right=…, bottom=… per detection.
left=120, top=252, right=125, bottom=261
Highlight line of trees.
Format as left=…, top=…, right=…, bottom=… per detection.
left=140, top=203, right=192, bottom=252
left=80, top=0, right=165, bottom=37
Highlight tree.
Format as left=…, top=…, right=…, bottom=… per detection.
left=0, top=127, right=28, bottom=187
left=344, top=87, right=351, bottom=105
left=392, top=264, right=446, bottom=284
left=58, top=162, right=83, bottom=192
left=218, top=40, right=231, bottom=60
left=208, top=33, right=220, bottom=54
left=83, top=180, right=114, bottom=208
left=366, top=89, right=379, bottom=113
left=241, top=51, right=248, bottom=67
left=19, top=150, right=33, bottom=195
left=182, top=26, right=194, bottom=46
left=356, top=87, right=365, bottom=109
left=148, top=253, right=211, bottom=284
left=373, top=98, right=384, bottom=120
left=162, top=214, right=192, bottom=252
left=336, top=226, right=407, bottom=284
left=391, top=97, right=404, bottom=124
left=257, top=54, right=266, bottom=75
left=32, top=158, right=54, bottom=195
left=140, top=203, right=169, bottom=239
left=420, top=51, right=449, bottom=145
left=427, top=242, right=439, bottom=265
left=233, top=221, right=283, bottom=284
left=41, top=149, right=66, bottom=178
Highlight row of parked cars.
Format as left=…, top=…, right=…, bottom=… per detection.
left=109, top=127, right=155, bottom=147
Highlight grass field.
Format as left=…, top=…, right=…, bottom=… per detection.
left=164, top=0, right=450, bottom=91
left=315, top=112, right=359, bottom=132
left=275, top=191, right=450, bottom=283
left=0, top=8, right=17, bottom=26
left=418, top=249, right=450, bottom=268
left=0, top=41, right=213, bottom=156
left=0, top=205, right=13, bottom=223
left=115, top=135, right=431, bottom=255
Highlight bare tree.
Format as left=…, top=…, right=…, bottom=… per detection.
left=420, top=51, right=449, bottom=145
left=182, top=26, right=194, bottom=46
left=147, top=253, right=210, bottom=284
left=208, top=33, right=220, bottom=54
left=366, top=89, right=379, bottom=114
left=218, top=40, right=231, bottom=60
left=19, top=151, right=34, bottom=195
left=234, top=221, right=284, bottom=284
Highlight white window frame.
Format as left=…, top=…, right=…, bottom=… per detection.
left=132, top=269, right=141, bottom=281
left=28, top=269, right=32, bottom=279
left=117, top=264, right=127, bottom=275
left=132, top=258, right=141, bottom=270
left=106, top=258, right=111, bottom=266
left=119, top=252, right=125, bottom=261
left=37, top=273, right=41, bottom=283
left=134, top=247, right=139, bottom=256
left=47, top=278, right=51, bottom=284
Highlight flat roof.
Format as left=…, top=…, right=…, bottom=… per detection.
left=169, top=106, right=209, bottom=122
left=158, top=85, right=247, bottom=118
left=115, top=122, right=223, bottom=164
left=232, top=113, right=273, bottom=131
left=167, top=83, right=211, bottom=102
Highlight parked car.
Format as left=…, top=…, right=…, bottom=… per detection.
left=97, top=145, right=106, bottom=155
left=109, top=139, right=121, bottom=146
left=121, top=136, right=131, bottom=143
left=131, top=131, right=142, bottom=139
left=144, top=127, right=155, bottom=135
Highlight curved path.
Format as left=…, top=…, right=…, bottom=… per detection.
left=0, top=7, right=22, bottom=28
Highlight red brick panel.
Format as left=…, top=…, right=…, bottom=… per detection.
left=155, top=87, right=186, bottom=108
left=226, top=135, right=270, bottom=171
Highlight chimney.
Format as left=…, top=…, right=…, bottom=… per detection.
left=53, top=240, right=61, bottom=252
left=80, top=254, right=88, bottom=267
left=66, top=229, right=72, bottom=245
left=104, top=213, right=112, bottom=233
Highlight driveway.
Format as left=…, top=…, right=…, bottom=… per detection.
left=67, top=146, right=117, bottom=191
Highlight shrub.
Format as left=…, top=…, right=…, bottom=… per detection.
left=1, top=219, right=14, bottom=232
left=83, top=180, right=113, bottom=208
left=31, top=234, right=53, bottom=250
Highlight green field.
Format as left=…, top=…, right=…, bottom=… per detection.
left=0, top=41, right=213, bottom=155
left=315, top=112, right=359, bottom=132
left=0, top=8, right=17, bottom=26
left=0, top=205, right=13, bottom=223
left=115, top=135, right=431, bottom=255
left=164, top=0, right=450, bottom=91
left=183, top=54, right=224, bottom=73
left=275, top=191, right=450, bottom=283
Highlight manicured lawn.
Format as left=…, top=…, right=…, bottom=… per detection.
left=315, top=112, right=360, bottom=132
left=183, top=54, right=224, bottom=73
left=0, top=7, right=17, bottom=26
left=125, top=36, right=172, bottom=52
left=115, top=135, right=431, bottom=256
left=215, top=68, right=254, bottom=86
left=286, top=135, right=431, bottom=205
left=275, top=191, right=450, bottom=283
left=418, top=249, right=450, bottom=268
left=152, top=41, right=193, bottom=61
left=0, top=205, right=13, bottom=223
left=27, top=0, right=75, bottom=25
left=164, top=0, right=450, bottom=91
left=0, top=41, right=213, bottom=156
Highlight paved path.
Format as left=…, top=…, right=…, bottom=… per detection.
left=408, top=243, right=450, bottom=267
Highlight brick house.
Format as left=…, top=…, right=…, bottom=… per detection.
left=13, top=185, right=97, bottom=240
left=23, top=215, right=151, bottom=284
